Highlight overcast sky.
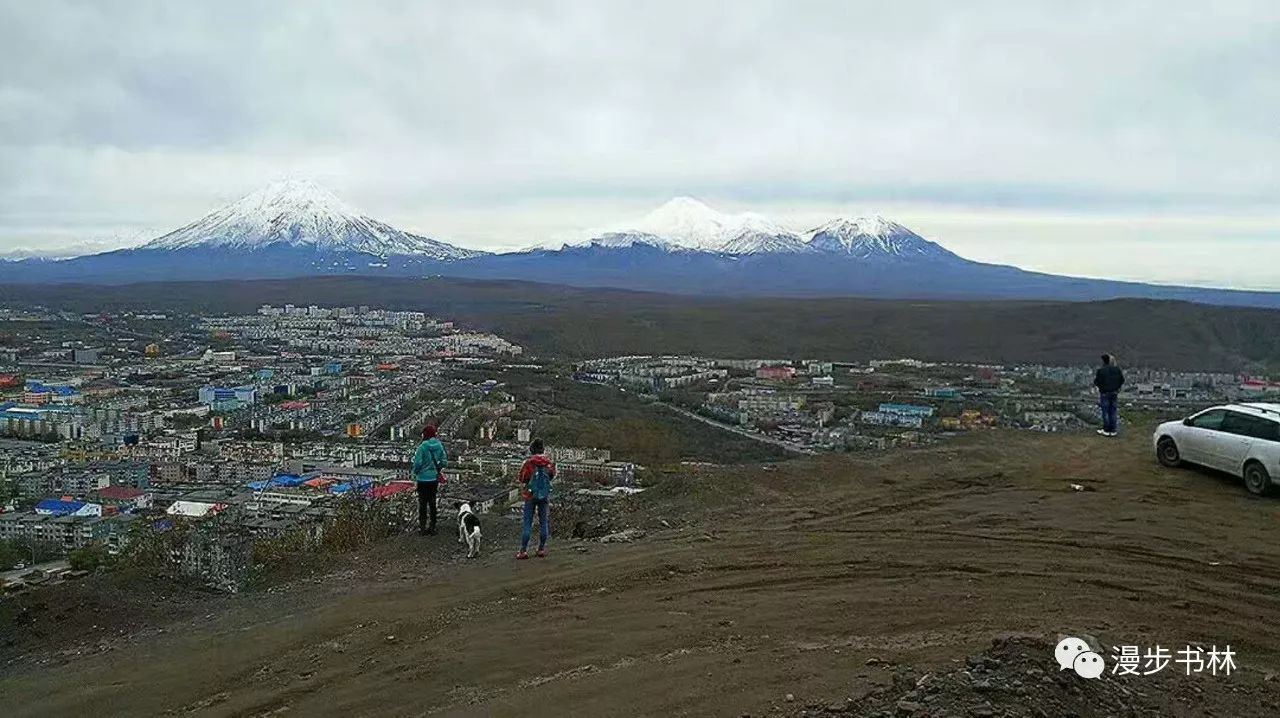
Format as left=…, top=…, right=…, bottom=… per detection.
left=1, top=1, right=1277, bottom=287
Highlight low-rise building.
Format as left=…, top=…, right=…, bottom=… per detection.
left=878, top=403, right=936, bottom=418
left=166, top=500, right=228, bottom=519
left=92, top=485, right=153, bottom=512
left=756, top=365, right=796, bottom=381
left=737, top=393, right=804, bottom=414
left=859, top=411, right=924, bottom=429
left=198, top=385, right=257, bottom=407
left=0, top=511, right=134, bottom=552
left=34, top=499, right=103, bottom=517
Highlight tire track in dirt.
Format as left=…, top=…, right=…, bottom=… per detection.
left=8, top=428, right=1280, bottom=717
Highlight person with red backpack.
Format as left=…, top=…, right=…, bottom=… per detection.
left=516, top=438, right=555, bottom=559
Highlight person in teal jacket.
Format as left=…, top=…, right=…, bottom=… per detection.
left=411, top=424, right=447, bottom=535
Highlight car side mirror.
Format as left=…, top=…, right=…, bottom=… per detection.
left=1183, top=417, right=1193, bottom=426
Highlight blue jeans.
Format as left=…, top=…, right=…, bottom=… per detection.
left=521, top=499, right=549, bottom=551
left=1099, top=392, right=1119, bottom=433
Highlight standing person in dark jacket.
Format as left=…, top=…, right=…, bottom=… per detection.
left=411, top=424, right=447, bottom=535
left=1094, top=354, right=1125, bottom=437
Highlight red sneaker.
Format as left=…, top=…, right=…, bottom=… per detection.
left=535, top=548, right=547, bottom=558
left=515, top=551, right=529, bottom=560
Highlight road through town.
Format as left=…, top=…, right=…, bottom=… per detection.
left=656, top=400, right=817, bottom=455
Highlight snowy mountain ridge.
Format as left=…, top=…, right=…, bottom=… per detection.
left=7, top=184, right=1280, bottom=310
left=805, top=216, right=955, bottom=260
left=80, top=181, right=946, bottom=262
left=574, top=197, right=950, bottom=258
left=141, top=179, right=483, bottom=260
left=82, top=180, right=952, bottom=264
left=607, top=197, right=808, bottom=254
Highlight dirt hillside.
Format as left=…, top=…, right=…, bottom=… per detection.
left=4, top=425, right=1280, bottom=717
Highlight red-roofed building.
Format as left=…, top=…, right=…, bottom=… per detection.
left=92, top=485, right=152, bottom=511
left=368, top=481, right=415, bottom=500
left=1240, top=379, right=1280, bottom=397
left=756, top=365, right=796, bottom=381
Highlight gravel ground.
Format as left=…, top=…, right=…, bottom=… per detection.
left=4, top=424, right=1280, bottom=716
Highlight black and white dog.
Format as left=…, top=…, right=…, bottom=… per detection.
left=457, top=502, right=482, bottom=558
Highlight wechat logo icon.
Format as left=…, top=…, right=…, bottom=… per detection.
left=1056, top=636, right=1105, bottom=679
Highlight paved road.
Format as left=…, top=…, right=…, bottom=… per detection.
left=655, top=401, right=817, bottom=455
left=0, top=559, right=69, bottom=584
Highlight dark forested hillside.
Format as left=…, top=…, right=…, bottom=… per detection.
left=4, top=277, right=1279, bottom=372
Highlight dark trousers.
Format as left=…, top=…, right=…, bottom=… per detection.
left=1099, top=392, right=1119, bottom=433
left=417, top=481, right=438, bottom=532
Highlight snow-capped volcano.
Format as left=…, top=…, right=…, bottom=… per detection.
left=600, top=197, right=810, bottom=254
left=142, top=179, right=483, bottom=260
left=588, top=199, right=958, bottom=258
left=7, top=185, right=1280, bottom=310
left=586, top=231, right=679, bottom=250
left=805, top=216, right=956, bottom=260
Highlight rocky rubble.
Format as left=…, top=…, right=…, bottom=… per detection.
left=775, top=636, right=1277, bottom=718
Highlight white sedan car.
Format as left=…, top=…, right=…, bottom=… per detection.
left=1153, top=403, right=1280, bottom=496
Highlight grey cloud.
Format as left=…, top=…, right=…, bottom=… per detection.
left=0, top=0, right=1276, bottom=264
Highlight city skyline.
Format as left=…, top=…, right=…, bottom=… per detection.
left=2, top=1, right=1277, bottom=288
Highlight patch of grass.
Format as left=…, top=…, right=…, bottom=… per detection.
left=9, top=278, right=1280, bottom=371
left=499, top=368, right=791, bottom=465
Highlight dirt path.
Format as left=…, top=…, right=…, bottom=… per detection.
left=5, top=427, right=1280, bottom=716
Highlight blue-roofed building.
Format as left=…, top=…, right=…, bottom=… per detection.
left=34, top=499, right=103, bottom=517
left=198, top=385, right=257, bottom=407
left=23, top=380, right=77, bottom=396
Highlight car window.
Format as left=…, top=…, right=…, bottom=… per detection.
left=1221, top=413, right=1280, bottom=440
left=1248, top=417, right=1280, bottom=441
left=1190, top=410, right=1226, bottom=430
left=1221, top=412, right=1254, bottom=436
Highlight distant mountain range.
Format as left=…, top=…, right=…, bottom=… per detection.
left=1, top=180, right=486, bottom=284
left=3, top=180, right=1278, bottom=309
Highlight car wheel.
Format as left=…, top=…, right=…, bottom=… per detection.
left=1156, top=437, right=1181, bottom=468
left=1243, top=462, right=1272, bottom=497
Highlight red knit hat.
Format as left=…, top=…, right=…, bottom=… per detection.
left=422, top=424, right=437, bottom=439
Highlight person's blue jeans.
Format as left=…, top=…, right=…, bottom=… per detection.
left=521, top=498, right=549, bottom=551
left=1099, top=392, right=1119, bottom=433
